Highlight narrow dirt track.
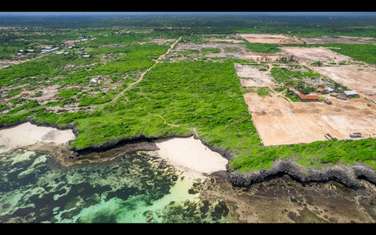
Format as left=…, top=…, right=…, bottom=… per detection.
left=105, top=36, right=182, bottom=106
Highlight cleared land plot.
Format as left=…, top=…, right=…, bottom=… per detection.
left=281, top=47, right=351, bottom=64
left=244, top=92, right=376, bottom=146
left=0, top=60, right=21, bottom=69
left=302, top=36, right=376, bottom=45
left=171, top=41, right=287, bottom=62
left=235, top=64, right=274, bottom=87
left=313, top=65, right=376, bottom=102
left=34, top=85, right=59, bottom=103
left=174, top=42, right=247, bottom=57
left=240, top=34, right=303, bottom=45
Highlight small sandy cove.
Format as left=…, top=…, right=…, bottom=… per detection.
left=155, top=136, right=228, bottom=177
left=0, top=122, right=75, bottom=153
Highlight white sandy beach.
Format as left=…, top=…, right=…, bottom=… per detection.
left=0, top=122, right=75, bottom=153
left=155, top=136, right=228, bottom=178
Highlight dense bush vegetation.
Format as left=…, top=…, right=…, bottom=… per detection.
left=244, top=42, right=280, bottom=53
left=1, top=21, right=375, bottom=174
left=71, top=61, right=260, bottom=150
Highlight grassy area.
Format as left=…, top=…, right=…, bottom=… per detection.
left=0, top=32, right=169, bottom=126
left=270, top=66, right=320, bottom=93
left=201, top=48, right=221, bottom=55
left=244, top=42, right=280, bottom=53
left=71, top=61, right=260, bottom=150
left=230, top=138, right=376, bottom=172
left=236, top=24, right=376, bottom=38
left=256, top=87, right=270, bottom=97
left=323, top=44, right=376, bottom=64
left=271, top=67, right=320, bottom=83
left=58, top=88, right=79, bottom=99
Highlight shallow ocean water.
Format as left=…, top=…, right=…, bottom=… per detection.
left=0, top=149, right=207, bottom=223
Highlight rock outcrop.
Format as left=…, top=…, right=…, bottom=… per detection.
left=228, top=160, right=376, bottom=189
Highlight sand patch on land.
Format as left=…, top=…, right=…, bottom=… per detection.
left=240, top=34, right=303, bottom=44
left=155, top=136, right=228, bottom=178
left=281, top=47, right=351, bottom=64
left=206, top=38, right=244, bottom=44
left=0, top=122, right=75, bottom=153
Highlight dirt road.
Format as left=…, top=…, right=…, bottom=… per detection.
left=103, top=36, right=182, bottom=107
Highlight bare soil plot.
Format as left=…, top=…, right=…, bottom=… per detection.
left=240, top=34, right=304, bottom=45
left=302, top=36, right=376, bottom=45
left=281, top=47, right=351, bottom=64
left=170, top=42, right=250, bottom=61
left=34, top=85, right=59, bottom=103
left=150, top=38, right=176, bottom=45
left=206, top=38, right=244, bottom=44
left=174, top=42, right=223, bottom=51
left=0, top=59, right=26, bottom=69
left=313, top=65, right=376, bottom=102
left=171, top=41, right=289, bottom=62
left=244, top=92, right=376, bottom=146
left=235, top=64, right=275, bottom=87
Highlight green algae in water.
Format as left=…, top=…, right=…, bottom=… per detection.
left=77, top=177, right=199, bottom=223
left=0, top=150, right=206, bottom=223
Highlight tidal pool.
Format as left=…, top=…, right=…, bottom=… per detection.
left=0, top=149, right=230, bottom=223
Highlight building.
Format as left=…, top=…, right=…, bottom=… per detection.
left=90, top=76, right=103, bottom=85
left=297, top=93, right=320, bottom=102
left=41, top=47, right=59, bottom=54
left=344, top=90, right=358, bottom=97
left=290, top=88, right=320, bottom=102
left=324, top=87, right=334, bottom=94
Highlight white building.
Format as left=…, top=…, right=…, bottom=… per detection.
left=344, top=90, right=358, bottom=97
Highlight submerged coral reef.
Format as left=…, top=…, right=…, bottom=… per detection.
left=0, top=150, right=229, bottom=223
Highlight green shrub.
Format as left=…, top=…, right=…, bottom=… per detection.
left=256, top=87, right=270, bottom=97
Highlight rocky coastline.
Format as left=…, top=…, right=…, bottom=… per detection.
left=2, top=121, right=376, bottom=189
left=227, top=160, right=376, bottom=189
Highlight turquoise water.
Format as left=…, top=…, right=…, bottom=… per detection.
left=0, top=149, right=230, bottom=223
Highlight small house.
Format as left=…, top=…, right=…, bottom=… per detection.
left=344, top=90, right=358, bottom=97
left=90, top=78, right=99, bottom=84
left=350, top=132, right=362, bottom=138
left=90, top=76, right=103, bottom=85
left=324, top=87, right=334, bottom=94
left=290, top=88, right=320, bottom=102
left=297, top=93, right=320, bottom=102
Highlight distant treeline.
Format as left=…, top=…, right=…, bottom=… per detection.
left=0, top=13, right=376, bottom=37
